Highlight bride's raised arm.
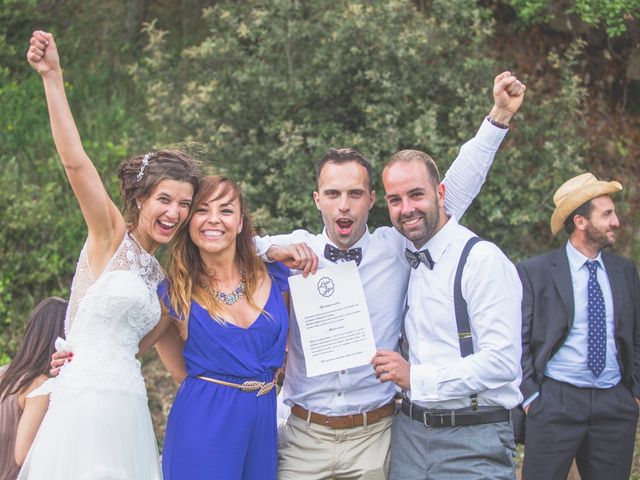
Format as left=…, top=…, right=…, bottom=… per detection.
left=27, top=31, right=124, bottom=270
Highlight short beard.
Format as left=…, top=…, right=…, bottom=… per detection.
left=584, top=224, right=615, bottom=251
left=400, top=207, right=440, bottom=249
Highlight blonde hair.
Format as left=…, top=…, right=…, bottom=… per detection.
left=167, top=175, right=266, bottom=328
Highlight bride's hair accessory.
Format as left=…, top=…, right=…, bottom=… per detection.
left=135, top=152, right=154, bottom=182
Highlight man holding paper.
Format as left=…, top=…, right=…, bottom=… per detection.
left=260, top=72, right=526, bottom=480
left=372, top=149, right=522, bottom=479
left=287, top=261, right=378, bottom=378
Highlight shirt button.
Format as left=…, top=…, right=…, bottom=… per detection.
left=337, top=392, right=342, bottom=396
left=341, top=370, right=346, bottom=374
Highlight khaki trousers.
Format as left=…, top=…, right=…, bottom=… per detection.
left=278, top=412, right=393, bottom=480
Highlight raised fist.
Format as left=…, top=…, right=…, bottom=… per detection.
left=27, top=30, right=60, bottom=75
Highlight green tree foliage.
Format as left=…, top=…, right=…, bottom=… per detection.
left=464, top=41, right=589, bottom=254
left=0, top=0, right=154, bottom=358
left=132, top=0, right=588, bottom=255
left=1, top=0, right=591, bottom=359
left=507, top=0, right=639, bottom=37
left=0, top=0, right=38, bottom=71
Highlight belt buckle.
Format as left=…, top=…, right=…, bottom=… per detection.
left=257, top=382, right=275, bottom=397
left=424, top=412, right=447, bottom=427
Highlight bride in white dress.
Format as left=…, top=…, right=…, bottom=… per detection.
left=20, top=31, right=200, bottom=479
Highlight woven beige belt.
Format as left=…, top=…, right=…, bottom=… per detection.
left=197, top=375, right=275, bottom=397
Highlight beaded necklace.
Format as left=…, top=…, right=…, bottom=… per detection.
left=202, top=275, right=246, bottom=305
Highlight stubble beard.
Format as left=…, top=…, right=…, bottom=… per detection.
left=585, top=223, right=616, bottom=251
left=400, top=207, right=440, bottom=249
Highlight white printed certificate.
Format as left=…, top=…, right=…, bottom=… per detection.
left=288, top=261, right=376, bottom=377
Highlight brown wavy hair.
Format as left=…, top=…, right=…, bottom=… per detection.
left=0, top=297, right=67, bottom=401
left=117, top=149, right=201, bottom=228
left=167, top=175, right=266, bottom=328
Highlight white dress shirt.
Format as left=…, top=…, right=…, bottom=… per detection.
left=255, top=119, right=509, bottom=414
left=406, top=217, right=523, bottom=410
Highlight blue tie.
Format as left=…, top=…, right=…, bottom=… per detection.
left=586, top=260, right=606, bottom=377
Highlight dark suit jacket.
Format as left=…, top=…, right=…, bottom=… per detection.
left=517, top=246, right=640, bottom=401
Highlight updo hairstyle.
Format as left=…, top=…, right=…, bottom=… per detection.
left=117, top=149, right=201, bottom=227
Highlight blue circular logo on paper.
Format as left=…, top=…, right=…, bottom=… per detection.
left=317, top=277, right=335, bottom=297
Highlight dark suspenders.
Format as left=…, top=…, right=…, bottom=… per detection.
left=453, top=236, right=484, bottom=410
left=401, top=236, right=485, bottom=409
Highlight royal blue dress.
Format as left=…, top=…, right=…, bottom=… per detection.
left=158, top=263, right=289, bottom=480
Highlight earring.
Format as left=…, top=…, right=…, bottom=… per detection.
left=137, top=203, right=142, bottom=210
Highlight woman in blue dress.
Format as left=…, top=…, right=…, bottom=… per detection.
left=158, top=175, right=289, bottom=480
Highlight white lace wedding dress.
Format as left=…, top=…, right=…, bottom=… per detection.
left=18, top=233, right=164, bottom=480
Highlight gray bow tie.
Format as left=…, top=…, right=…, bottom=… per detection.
left=405, top=248, right=434, bottom=270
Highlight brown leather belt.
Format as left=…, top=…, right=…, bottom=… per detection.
left=291, top=402, right=396, bottom=429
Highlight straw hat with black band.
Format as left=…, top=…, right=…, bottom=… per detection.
left=550, top=173, right=622, bottom=236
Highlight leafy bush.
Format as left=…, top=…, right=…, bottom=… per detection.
left=132, top=0, right=588, bottom=260
left=1, top=0, right=592, bottom=359
left=507, top=0, right=639, bottom=37
left=0, top=7, right=150, bottom=358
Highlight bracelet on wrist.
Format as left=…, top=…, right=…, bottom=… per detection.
left=486, top=116, right=509, bottom=129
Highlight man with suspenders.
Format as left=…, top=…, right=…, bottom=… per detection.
left=373, top=149, right=523, bottom=479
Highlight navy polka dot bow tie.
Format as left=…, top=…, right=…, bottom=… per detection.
left=324, top=244, right=363, bottom=266
left=405, top=248, right=435, bottom=270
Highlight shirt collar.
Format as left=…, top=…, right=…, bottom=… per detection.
left=409, top=215, right=456, bottom=264
left=321, top=226, right=371, bottom=252
left=566, top=240, right=604, bottom=273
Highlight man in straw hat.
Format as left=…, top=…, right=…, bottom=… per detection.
left=517, top=172, right=640, bottom=479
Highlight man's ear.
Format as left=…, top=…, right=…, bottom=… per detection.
left=369, top=190, right=376, bottom=211
left=437, top=183, right=446, bottom=208
left=573, top=214, right=588, bottom=231
left=313, top=191, right=321, bottom=210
